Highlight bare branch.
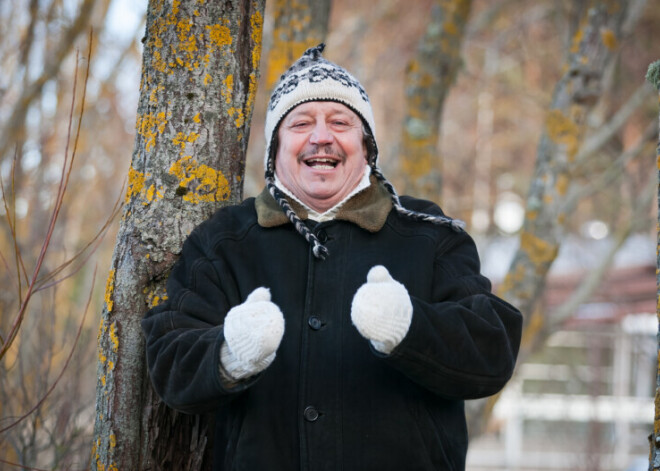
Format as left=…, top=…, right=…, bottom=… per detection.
left=0, top=265, right=95, bottom=434
left=35, top=187, right=123, bottom=292
left=0, top=0, right=95, bottom=162
left=576, top=82, right=655, bottom=162
left=0, top=31, right=92, bottom=362
left=550, top=166, right=654, bottom=328
left=564, top=119, right=657, bottom=211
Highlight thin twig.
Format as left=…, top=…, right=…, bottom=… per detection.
left=576, top=82, right=655, bottom=163
left=0, top=152, right=29, bottom=293
left=0, top=30, right=93, bottom=362
left=550, top=169, right=656, bottom=329
left=563, top=120, right=657, bottom=213
left=35, top=182, right=124, bottom=292
left=0, top=266, right=97, bottom=434
left=0, top=458, right=50, bottom=471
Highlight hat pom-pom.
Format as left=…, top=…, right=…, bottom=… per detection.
left=304, top=43, right=325, bottom=59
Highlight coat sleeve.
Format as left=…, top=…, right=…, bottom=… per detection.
left=141, top=225, right=257, bottom=414
left=382, top=231, right=523, bottom=400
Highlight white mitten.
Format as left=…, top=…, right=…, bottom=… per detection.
left=220, top=287, right=285, bottom=380
left=351, top=265, right=413, bottom=354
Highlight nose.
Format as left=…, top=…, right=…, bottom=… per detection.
left=309, top=121, right=333, bottom=145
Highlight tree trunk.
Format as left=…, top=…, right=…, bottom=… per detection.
left=647, top=58, right=660, bottom=471
left=399, top=0, right=472, bottom=203
left=265, top=0, right=332, bottom=92
left=92, top=1, right=265, bottom=469
left=466, top=0, right=634, bottom=438
left=497, top=0, right=630, bottom=360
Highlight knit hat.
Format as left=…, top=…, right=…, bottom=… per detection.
left=264, top=44, right=465, bottom=259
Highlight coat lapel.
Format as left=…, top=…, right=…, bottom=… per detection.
left=255, top=177, right=392, bottom=233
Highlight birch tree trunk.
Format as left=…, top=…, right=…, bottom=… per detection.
left=92, top=1, right=265, bottom=469
left=647, top=58, right=660, bottom=471
left=265, top=0, right=332, bottom=92
left=497, top=0, right=630, bottom=361
left=399, top=0, right=472, bottom=203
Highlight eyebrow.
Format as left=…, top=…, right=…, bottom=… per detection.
left=287, top=105, right=356, bottom=120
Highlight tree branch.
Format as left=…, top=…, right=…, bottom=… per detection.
left=0, top=0, right=94, bottom=162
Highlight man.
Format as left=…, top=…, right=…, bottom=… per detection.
left=142, top=44, right=522, bottom=471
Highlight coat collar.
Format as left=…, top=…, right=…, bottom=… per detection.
left=255, top=176, right=393, bottom=233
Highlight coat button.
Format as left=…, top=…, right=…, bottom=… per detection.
left=308, top=316, right=322, bottom=330
left=316, top=230, right=328, bottom=243
left=304, top=406, right=319, bottom=422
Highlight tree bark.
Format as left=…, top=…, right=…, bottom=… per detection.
left=265, top=0, right=332, bottom=92
left=399, top=0, right=472, bottom=203
left=646, top=57, right=660, bottom=471
left=92, top=1, right=265, bottom=469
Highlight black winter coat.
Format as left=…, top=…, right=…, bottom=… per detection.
left=141, top=181, right=523, bottom=471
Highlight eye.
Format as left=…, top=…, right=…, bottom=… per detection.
left=330, top=119, right=351, bottom=129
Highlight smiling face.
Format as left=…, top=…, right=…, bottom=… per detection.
left=274, top=101, right=368, bottom=213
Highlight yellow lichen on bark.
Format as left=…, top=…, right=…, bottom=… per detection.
left=109, top=321, right=119, bottom=353
left=145, top=287, right=168, bottom=308
left=545, top=109, right=580, bottom=160
left=525, top=209, right=538, bottom=221
left=149, top=85, right=165, bottom=104
left=520, top=231, right=558, bottom=266
left=126, top=166, right=165, bottom=206
left=104, top=269, right=116, bottom=312
left=401, top=133, right=437, bottom=179
left=172, top=130, right=201, bottom=152
left=206, top=22, right=232, bottom=49
left=125, top=167, right=146, bottom=204
left=570, top=28, right=584, bottom=54
left=555, top=173, right=569, bottom=196
left=227, top=107, right=245, bottom=128
left=221, top=74, right=234, bottom=103
left=498, top=262, right=528, bottom=299
left=248, top=8, right=263, bottom=111
left=169, top=156, right=231, bottom=203
left=267, top=42, right=312, bottom=89
left=144, top=184, right=165, bottom=204
left=266, top=0, right=317, bottom=89
left=136, top=111, right=169, bottom=152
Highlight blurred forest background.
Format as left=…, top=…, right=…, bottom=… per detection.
left=0, top=0, right=657, bottom=469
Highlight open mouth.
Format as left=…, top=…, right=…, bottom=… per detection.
left=304, top=157, right=340, bottom=170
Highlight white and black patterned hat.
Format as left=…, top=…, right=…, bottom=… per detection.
left=264, top=44, right=464, bottom=259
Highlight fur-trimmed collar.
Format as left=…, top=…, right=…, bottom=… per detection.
left=255, top=176, right=392, bottom=233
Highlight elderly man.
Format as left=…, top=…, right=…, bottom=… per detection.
left=142, top=44, right=522, bottom=471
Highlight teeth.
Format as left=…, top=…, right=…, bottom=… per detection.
left=307, top=158, right=337, bottom=169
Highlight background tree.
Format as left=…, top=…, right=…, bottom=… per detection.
left=648, top=58, right=660, bottom=471
left=499, top=0, right=644, bottom=365
left=265, top=0, right=332, bottom=92
left=399, top=0, right=472, bottom=202
left=92, top=1, right=265, bottom=469
left=462, top=0, right=655, bottom=437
